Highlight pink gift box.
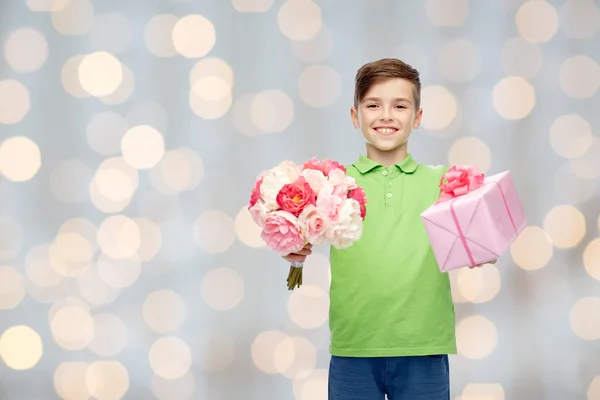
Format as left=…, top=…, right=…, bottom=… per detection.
left=420, top=170, right=527, bottom=272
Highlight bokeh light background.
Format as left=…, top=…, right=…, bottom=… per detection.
left=0, top=0, right=599, bottom=399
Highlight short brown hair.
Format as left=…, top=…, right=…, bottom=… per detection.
left=353, top=58, right=421, bottom=110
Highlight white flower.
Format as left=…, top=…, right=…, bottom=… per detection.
left=300, top=168, right=327, bottom=196
left=326, top=198, right=363, bottom=249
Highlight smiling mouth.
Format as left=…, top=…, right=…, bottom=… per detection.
left=374, top=127, right=398, bottom=135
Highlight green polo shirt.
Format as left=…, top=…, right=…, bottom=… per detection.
left=328, top=154, right=456, bottom=357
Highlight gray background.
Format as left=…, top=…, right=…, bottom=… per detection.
left=1, top=0, right=599, bottom=399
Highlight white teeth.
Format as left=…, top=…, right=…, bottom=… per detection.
left=376, top=128, right=396, bottom=134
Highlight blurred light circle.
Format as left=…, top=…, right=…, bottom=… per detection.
left=515, top=0, right=559, bottom=43
left=287, top=285, right=329, bottom=329
left=97, top=215, right=141, bottom=260
left=0, top=325, right=43, bottom=370
left=559, top=55, right=600, bottom=99
left=85, top=361, right=130, bottom=400
left=192, top=76, right=230, bottom=102
left=543, top=205, right=586, bottom=249
left=559, top=0, right=600, bottom=40
left=492, top=76, right=536, bottom=120
left=425, top=0, right=469, bottom=27
left=121, top=125, right=165, bottom=170
left=273, top=335, right=317, bottom=380
left=569, top=137, right=600, bottom=180
left=53, top=362, right=91, bottom=399
left=172, top=14, right=216, bottom=58
left=447, top=137, right=492, bottom=174
left=87, top=313, right=128, bottom=357
left=251, top=89, right=295, bottom=133
left=50, top=305, right=95, bottom=350
left=149, top=336, right=192, bottom=380
left=189, top=90, right=233, bottom=120
left=78, top=51, right=123, bottom=97
left=189, top=57, right=234, bottom=88
left=4, top=28, right=48, bottom=72
left=420, top=85, right=458, bottom=130
left=252, top=330, right=289, bottom=374
left=234, top=206, right=265, bottom=248
left=27, top=0, right=68, bottom=12
left=570, top=297, right=600, bottom=340
left=51, top=0, right=95, bottom=36
left=298, top=64, right=341, bottom=108
left=0, top=79, right=31, bottom=124
left=145, top=14, right=179, bottom=58
left=61, top=55, right=91, bottom=99
left=456, top=315, right=497, bottom=359
left=143, top=289, right=187, bottom=333
left=511, top=226, right=553, bottom=270
left=277, top=0, right=322, bottom=41
left=456, top=264, right=501, bottom=303
left=0, top=136, right=41, bottom=182
left=549, top=114, right=593, bottom=159
left=584, top=238, right=600, bottom=282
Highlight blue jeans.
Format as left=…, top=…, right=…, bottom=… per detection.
left=328, top=355, right=450, bottom=400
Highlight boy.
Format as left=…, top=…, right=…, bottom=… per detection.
left=284, top=58, right=494, bottom=399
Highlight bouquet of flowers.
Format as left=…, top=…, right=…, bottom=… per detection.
left=248, top=158, right=368, bottom=290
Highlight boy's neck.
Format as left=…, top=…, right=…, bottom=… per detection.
left=365, top=143, right=408, bottom=167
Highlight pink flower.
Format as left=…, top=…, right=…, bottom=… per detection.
left=249, top=200, right=269, bottom=227
left=321, top=159, right=346, bottom=176
left=276, top=176, right=316, bottom=217
left=301, top=157, right=347, bottom=177
left=298, top=204, right=330, bottom=245
left=436, top=165, right=485, bottom=204
left=316, top=183, right=347, bottom=222
left=348, top=186, right=367, bottom=219
left=302, top=157, right=323, bottom=173
left=249, top=177, right=263, bottom=207
left=261, top=211, right=305, bottom=255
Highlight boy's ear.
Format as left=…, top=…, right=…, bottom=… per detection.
left=350, top=107, right=360, bottom=128
left=412, top=108, right=423, bottom=129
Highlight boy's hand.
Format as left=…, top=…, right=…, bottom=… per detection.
left=282, top=244, right=313, bottom=263
left=468, top=259, right=497, bottom=269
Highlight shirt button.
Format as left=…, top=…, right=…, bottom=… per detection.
left=387, top=193, right=392, bottom=198
left=382, top=170, right=388, bottom=176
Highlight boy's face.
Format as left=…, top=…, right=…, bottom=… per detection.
left=350, top=78, right=422, bottom=154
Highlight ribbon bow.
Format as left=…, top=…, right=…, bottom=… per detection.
left=435, top=165, right=484, bottom=204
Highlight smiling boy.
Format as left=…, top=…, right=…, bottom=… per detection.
left=284, top=58, right=492, bottom=399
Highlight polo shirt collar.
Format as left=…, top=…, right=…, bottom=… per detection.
left=353, top=153, right=418, bottom=174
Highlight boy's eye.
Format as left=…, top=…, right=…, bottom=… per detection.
left=396, top=105, right=407, bottom=109
left=367, top=104, right=378, bottom=108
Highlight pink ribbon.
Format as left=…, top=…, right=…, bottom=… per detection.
left=448, top=180, right=517, bottom=267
